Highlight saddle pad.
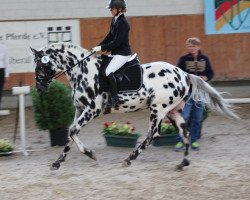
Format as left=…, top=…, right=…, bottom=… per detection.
left=99, top=64, right=142, bottom=93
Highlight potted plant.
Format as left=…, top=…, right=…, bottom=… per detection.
left=102, top=121, right=140, bottom=147
left=30, top=80, right=74, bottom=146
left=0, top=139, right=14, bottom=156
left=153, top=107, right=211, bottom=146
left=152, top=120, right=178, bottom=146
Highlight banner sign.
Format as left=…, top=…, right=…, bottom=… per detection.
left=204, top=0, right=250, bottom=34
left=0, top=20, right=80, bottom=73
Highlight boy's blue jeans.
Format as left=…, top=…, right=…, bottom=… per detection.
left=176, top=96, right=205, bottom=143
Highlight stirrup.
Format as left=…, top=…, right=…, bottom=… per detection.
left=106, top=95, right=119, bottom=107
left=111, top=97, right=119, bottom=107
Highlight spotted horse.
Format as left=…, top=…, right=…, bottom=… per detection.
left=31, top=43, right=239, bottom=170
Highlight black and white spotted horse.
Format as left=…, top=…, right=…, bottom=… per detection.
left=31, top=43, right=239, bottom=170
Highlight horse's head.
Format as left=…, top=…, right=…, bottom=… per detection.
left=31, top=47, right=58, bottom=93
left=32, top=43, right=100, bottom=93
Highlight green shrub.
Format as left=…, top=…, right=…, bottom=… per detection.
left=30, top=80, right=75, bottom=131
left=0, top=139, right=14, bottom=152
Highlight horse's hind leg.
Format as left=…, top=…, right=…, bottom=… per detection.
left=123, top=108, right=166, bottom=166
left=168, top=103, right=190, bottom=171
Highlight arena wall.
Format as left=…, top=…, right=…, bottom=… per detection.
left=0, top=0, right=202, bottom=20
left=81, top=15, right=250, bottom=81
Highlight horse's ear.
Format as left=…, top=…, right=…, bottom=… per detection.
left=30, top=47, right=38, bottom=55
left=30, top=47, right=43, bottom=59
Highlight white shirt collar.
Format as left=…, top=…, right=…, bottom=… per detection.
left=114, top=12, right=123, bottom=22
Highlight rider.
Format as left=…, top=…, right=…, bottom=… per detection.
left=92, top=0, right=131, bottom=106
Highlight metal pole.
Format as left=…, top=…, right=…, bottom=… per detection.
left=13, top=81, right=22, bottom=143
left=19, top=93, right=28, bottom=156
left=12, top=86, right=30, bottom=156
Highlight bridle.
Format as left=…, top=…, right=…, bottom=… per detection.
left=53, top=51, right=96, bottom=79
left=35, top=51, right=96, bottom=89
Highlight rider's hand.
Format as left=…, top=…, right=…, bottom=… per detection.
left=200, top=76, right=208, bottom=81
left=92, top=46, right=101, bottom=52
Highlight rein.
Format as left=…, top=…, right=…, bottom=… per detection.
left=53, top=51, right=96, bottom=80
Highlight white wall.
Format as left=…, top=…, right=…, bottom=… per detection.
left=0, top=0, right=204, bottom=21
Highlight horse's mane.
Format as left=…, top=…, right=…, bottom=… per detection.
left=40, top=42, right=90, bottom=54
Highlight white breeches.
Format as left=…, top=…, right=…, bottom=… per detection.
left=105, top=55, right=131, bottom=76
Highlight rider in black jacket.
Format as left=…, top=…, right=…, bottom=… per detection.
left=92, top=0, right=131, bottom=106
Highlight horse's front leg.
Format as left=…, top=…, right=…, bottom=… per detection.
left=50, top=107, right=96, bottom=170
left=50, top=137, right=74, bottom=170
left=123, top=110, right=165, bottom=166
left=69, top=123, right=97, bottom=161
left=50, top=107, right=82, bottom=170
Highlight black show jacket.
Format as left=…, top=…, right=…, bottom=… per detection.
left=99, top=14, right=131, bottom=56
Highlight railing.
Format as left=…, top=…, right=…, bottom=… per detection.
left=225, top=98, right=250, bottom=104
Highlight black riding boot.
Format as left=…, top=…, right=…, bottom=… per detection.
left=107, top=73, right=119, bottom=107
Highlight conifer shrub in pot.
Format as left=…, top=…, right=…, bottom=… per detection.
left=31, top=80, right=74, bottom=146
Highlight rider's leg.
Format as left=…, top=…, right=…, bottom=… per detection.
left=105, top=55, right=130, bottom=106
left=107, top=72, right=119, bottom=106
left=105, top=55, right=131, bottom=76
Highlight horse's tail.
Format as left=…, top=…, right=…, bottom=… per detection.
left=188, top=74, right=239, bottom=119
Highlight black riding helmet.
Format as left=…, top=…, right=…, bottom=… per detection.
left=106, top=0, right=126, bottom=9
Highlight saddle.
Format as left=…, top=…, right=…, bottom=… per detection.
left=99, top=54, right=142, bottom=93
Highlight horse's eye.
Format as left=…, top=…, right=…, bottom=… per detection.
left=34, top=57, right=40, bottom=63
left=41, top=56, right=50, bottom=64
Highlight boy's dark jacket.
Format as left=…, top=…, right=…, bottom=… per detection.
left=177, top=51, right=214, bottom=81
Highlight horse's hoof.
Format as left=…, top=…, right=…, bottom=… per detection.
left=89, top=150, right=97, bottom=161
left=175, top=164, right=183, bottom=171
left=182, top=158, right=190, bottom=167
left=83, top=149, right=97, bottom=161
left=175, top=158, right=190, bottom=171
left=122, top=159, right=131, bottom=167
left=50, top=162, right=60, bottom=170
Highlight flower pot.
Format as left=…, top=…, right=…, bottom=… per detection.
left=104, top=134, right=140, bottom=147
left=0, top=151, right=14, bottom=157
left=49, top=128, right=68, bottom=146
left=152, top=133, right=177, bottom=146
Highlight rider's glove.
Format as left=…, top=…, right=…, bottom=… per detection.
left=92, top=46, right=102, bottom=52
